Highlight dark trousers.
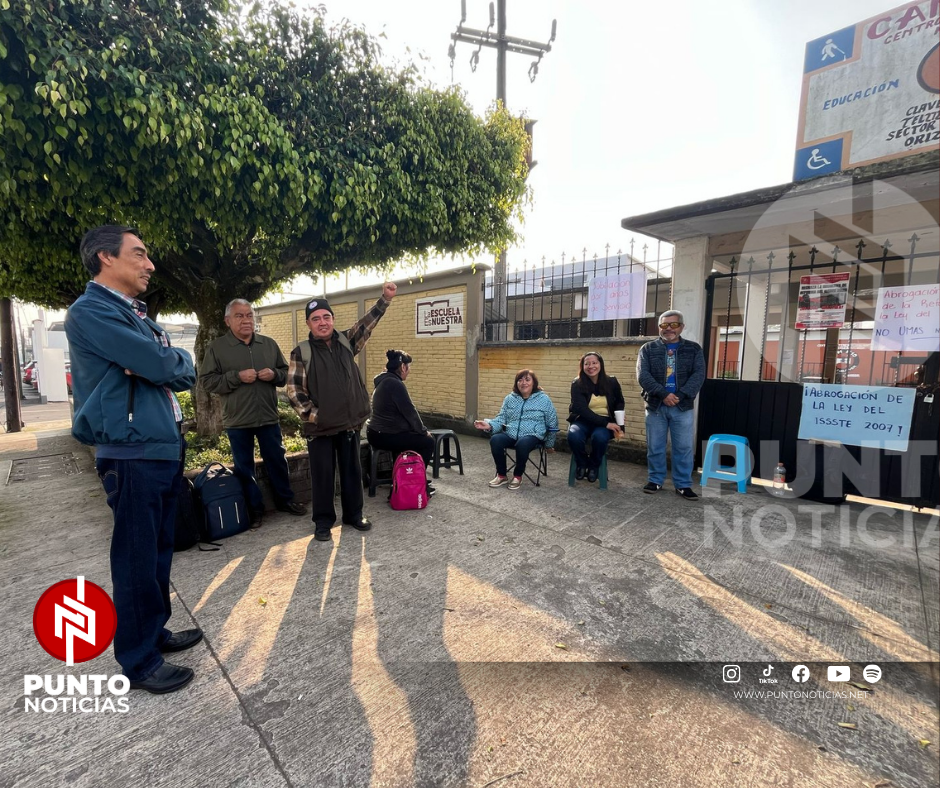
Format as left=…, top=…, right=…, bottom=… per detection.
left=96, top=444, right=183, bottom=681
left=366, top=428, right=434, bottom=467
left=567, top=422, right=612, bottom=471
left=489, top=432, right=542, bottom=478
left=227, top=424, right=294, bottom=513
left=307, top=431, right=363, bottom=534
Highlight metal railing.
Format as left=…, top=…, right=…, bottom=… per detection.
left=704, top=234, right=938, bottom=385
left=482, top=240, right=674, bottom=341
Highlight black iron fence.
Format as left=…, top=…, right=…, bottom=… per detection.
left=482, top=240, right=674, bottom=341
left=703, top=235, right=939, bottom=387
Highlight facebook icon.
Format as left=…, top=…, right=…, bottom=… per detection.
left=791, top=664, right=811, bottom=683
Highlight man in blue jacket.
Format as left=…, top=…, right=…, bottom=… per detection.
left=636, top=310, right=706, bottom=499
left=66, top=225, right=201, bottom=694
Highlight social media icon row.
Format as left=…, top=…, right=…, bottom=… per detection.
left=722, top=664, right=882, bottom=683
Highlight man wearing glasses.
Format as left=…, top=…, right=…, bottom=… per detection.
left=200, top=299, right=307, bottom=526
left=636, top=310, right=705, bottom=499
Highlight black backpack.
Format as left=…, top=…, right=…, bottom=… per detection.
left=192, top=462, right=250, bottom=542
left=173, top=476, right=205, bottom=552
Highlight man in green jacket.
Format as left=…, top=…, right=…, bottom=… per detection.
left=200, top=299, right=307, bottom=525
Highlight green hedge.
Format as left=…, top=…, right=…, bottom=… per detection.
left=178, top=391, right=306, bottom=471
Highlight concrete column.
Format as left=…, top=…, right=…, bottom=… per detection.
left=670, top=236, right=710, bottom=343
left=741, top=274, right=769, bottom=381
left=464, top=278, right=482, bottom=421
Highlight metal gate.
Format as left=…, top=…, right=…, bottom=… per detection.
left=697, top=235, right=939, bottom=508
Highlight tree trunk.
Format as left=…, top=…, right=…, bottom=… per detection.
left=192, top=304, right=226, bottom=438
left=1, top=298, right=23, bottom=432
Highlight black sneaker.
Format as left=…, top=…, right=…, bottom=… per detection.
left=249, top=509, right=264, bottom=528
left=675, top=487, right=699, bottom=500
left=642, top=482, right=662, bottom=494
left=426, top=483, right=436, bottom=497
left=343, top=517, right=372, bottom=532
left=276, top=502, right=307, bottom=516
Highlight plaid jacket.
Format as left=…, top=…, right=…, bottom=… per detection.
left=287, top=295, right=389, bottom=431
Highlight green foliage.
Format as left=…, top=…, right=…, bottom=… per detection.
left=277, top=398, right=301, bottom=436
left=176, top=390, right=195, bottom=421
left=182, top=395, right=304, bottom=469
left=0, top=1, right=530, bottom=317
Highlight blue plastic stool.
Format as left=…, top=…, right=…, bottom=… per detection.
left=568, top=453, right=608, bottom=490
left=700, top=434, right=752, bottom=493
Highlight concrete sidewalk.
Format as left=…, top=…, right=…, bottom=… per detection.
left=1, top=406, right=937, bottom=788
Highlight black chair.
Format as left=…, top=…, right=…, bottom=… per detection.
left=503, top=441, right=549, bottom=486
left=365, top=443, right=395, bottom=498
left=430, top=429, right=464, bottom=479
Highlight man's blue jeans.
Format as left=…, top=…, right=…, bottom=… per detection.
left=645, top=406, right=695, bottom=489
left=96, top=449, right=183, bottom=681
left=566, top=422, right=612, bottom=471
left=227, top=424, right=294, bottom=513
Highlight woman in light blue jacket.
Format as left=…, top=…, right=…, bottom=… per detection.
left=474, top=369, right=559, bottom=490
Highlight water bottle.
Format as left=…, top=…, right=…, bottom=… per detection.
left=772, top=462, right=786, bottom=497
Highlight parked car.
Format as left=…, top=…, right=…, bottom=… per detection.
left=23, top=360, right=37, bottom=384
left=65, top=363, right=72, bottom=395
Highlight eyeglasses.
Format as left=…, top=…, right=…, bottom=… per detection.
left=659, top=322, right=682, bottom=329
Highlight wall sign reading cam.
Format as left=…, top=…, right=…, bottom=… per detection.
left=416, top=293, right=465, bottom=337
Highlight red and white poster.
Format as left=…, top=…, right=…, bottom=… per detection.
left=795, top=272, right=851, bottom=330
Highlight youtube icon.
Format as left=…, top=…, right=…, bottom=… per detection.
left=827, top=665, right=851, bottom=682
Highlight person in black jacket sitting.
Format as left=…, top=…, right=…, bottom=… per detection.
left=567, top=352, right=624, bottom=483
left=367, top=350, right=435, bottom=495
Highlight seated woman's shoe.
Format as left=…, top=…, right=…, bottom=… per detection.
left=575, top=466, right=586, bottom=481
left=587, top=468, right=599, bottom=483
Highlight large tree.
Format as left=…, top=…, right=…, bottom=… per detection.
left=0, top=0, right=529, bottom=433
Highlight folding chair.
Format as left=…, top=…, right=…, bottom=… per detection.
left=503, top=441, right=549, bottom=486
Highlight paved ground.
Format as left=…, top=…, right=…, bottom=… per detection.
left=1, top=397, right=937, bottom=788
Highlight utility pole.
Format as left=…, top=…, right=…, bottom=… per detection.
left=450, top=0, right=556, bottom=340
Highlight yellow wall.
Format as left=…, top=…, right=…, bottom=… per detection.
left=256, top=311, right=293, bottom=356
left=478, top=344, right=647, bottom=447
left=364, top=286, right=468, bottom=417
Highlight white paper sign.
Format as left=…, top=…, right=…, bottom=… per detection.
left=798, top=384, right=916, bottom=451
left=415, top=293, right=465, bottom=337
left=586, top=272, right=646, bottom=321
left=871, top=284, right=940, bottom=351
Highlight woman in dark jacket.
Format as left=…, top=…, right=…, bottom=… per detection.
left=367, top=349, right=435, bottom=470
left=567, top=351, right=624, bottom=483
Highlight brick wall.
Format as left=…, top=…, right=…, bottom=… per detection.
left=478, top=342, right=648, bottom=450
left=364, top=285, right=467, bottom=417
left=257, top=312, right=293, bottom=357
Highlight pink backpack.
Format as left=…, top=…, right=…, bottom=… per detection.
left=389, top=451, right=427, bottom=510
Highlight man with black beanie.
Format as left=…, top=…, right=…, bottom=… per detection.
left=287, top=283, right=397, bottom=541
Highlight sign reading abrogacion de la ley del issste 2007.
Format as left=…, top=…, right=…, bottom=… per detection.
left=794, top=0, right=939, bottom=181
left=798, top=384, right=916, bottom=451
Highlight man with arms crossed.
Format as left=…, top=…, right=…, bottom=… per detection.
left=66, top=225, right=200, bottom=694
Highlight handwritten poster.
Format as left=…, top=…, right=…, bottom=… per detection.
left=798, top=384, right=916, bottom=451
left=586, top=272, right=645, bottom=322
left=871, top=284, right=940, bottom=351
left=795, top=273, right=850, bottom=330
